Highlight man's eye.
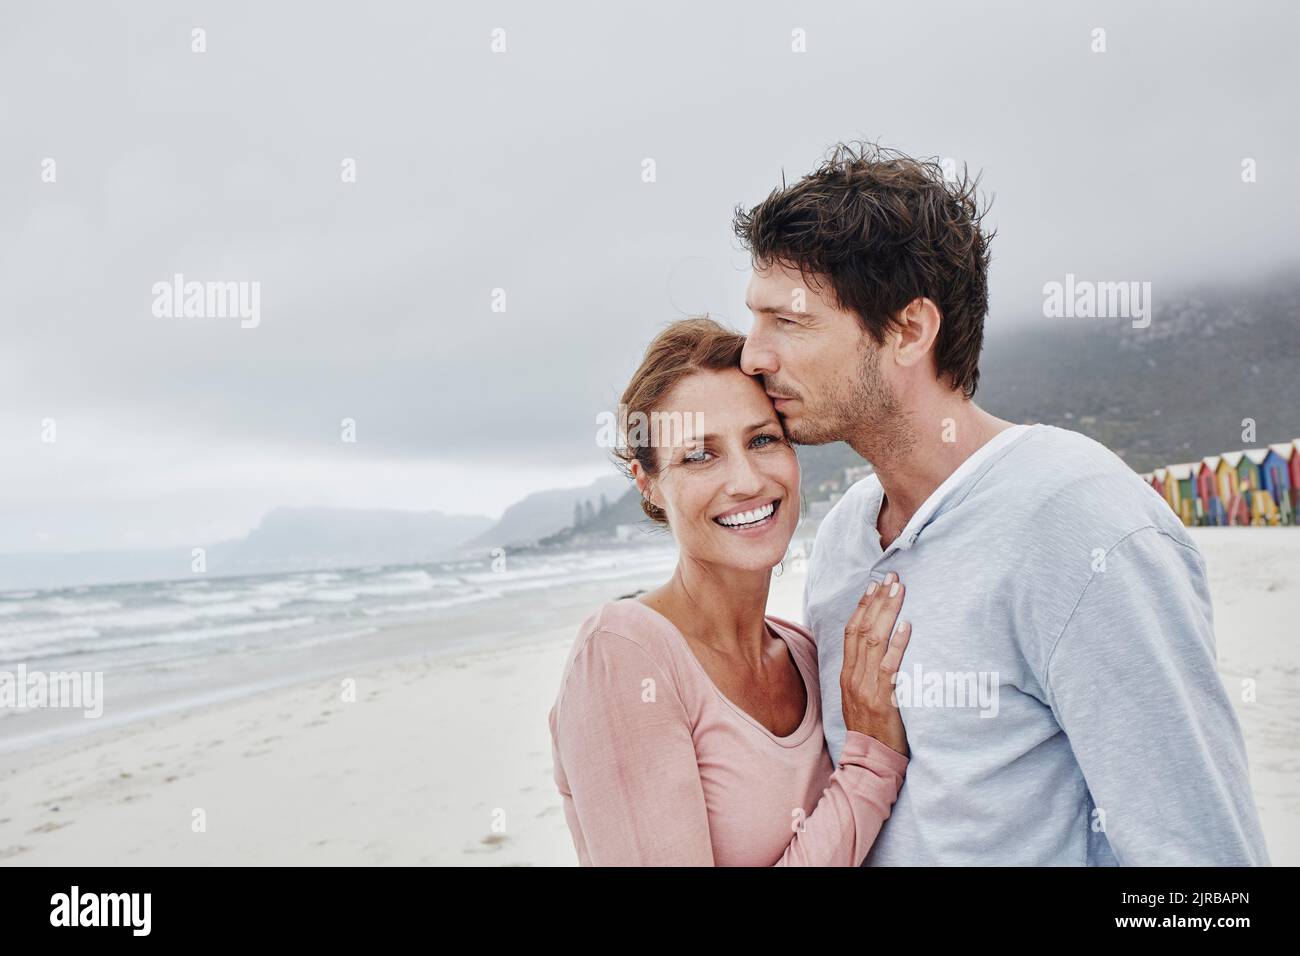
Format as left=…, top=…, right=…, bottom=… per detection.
left=774, top=316, right=796, bottom=326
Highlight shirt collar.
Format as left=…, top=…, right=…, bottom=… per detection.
left=875, top=423, right=1033, bottom=554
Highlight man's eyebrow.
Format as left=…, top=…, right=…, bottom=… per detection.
left=747, top=299, right=815, bottom=317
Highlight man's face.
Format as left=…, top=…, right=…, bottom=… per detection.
left=740, top=260, right=900, bottom=445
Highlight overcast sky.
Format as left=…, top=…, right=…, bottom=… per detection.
left=3, top=0, right=1297, bottom=552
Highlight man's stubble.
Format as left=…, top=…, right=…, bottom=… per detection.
left=783, top=337, right=914, bottom=464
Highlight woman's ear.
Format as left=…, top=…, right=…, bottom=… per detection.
left=630, top=460, right=651, bottom=499
left=630, top=461, right=661, bottom=512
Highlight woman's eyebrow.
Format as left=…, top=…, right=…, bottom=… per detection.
left=696, top=418, right=774, bottom=442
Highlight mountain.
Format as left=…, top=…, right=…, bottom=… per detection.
left=0, top=476, right=638, bottom=591
left=0, top=506, right=494, bottom=592
left=207, top=507, right=493, bottom=575
left=537, top=482, right=661, bottom=549
left=976, top=274, right=1300, bottom=471
left=455, top=474, right=632, bottom=554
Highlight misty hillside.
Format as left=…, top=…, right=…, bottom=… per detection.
left=979, top=277, right=1300, bottom=471
left=0, top=506, right=496, bottom=591
left=211, top=507, right=493, bottom=573
left=456, top=475, right=631, bottom=554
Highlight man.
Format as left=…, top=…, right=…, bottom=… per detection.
left=733, top=142, right=1270, bottom=865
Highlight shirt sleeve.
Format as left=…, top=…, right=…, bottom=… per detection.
left=1043, top=526, right=1271, bottom=865
left=554, top=628, right=909, bottom=867
left=774, top=729, right=909, bottom=867
left=553, top=629, right=715, bottom=865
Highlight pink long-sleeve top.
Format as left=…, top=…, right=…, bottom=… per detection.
left=548, top=598, right=909, bottom=866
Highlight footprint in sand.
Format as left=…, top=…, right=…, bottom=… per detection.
left=535, top=805, right=561, bottom=818
left=28, top=820, right=73, bottom=834
left=0, top=845, right=32, bottom=859
left=467, top=833, right=509, bottom=853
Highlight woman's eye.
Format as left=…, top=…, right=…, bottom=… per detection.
left=683, top=450, right=711, bottom=464
left=752, top=433, right=780, bottom=448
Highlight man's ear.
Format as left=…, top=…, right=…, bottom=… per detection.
left=891, top=297, right=942, bottom=370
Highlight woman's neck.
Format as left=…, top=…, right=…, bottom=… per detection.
left=649, top=556, right=774, bottom=667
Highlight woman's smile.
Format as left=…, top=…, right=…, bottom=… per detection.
left=712, top=498, right=782, bottom=533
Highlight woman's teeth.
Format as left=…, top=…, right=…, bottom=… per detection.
left=714, top=501, right=777, bottom=528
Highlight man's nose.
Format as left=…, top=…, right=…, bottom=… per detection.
left=740, top=332, right=775, bottom=378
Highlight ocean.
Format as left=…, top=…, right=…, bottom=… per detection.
left=0, top=544, right=681, bottom=752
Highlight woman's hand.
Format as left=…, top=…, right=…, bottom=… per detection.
left=839, top=571, right=910, bottom=757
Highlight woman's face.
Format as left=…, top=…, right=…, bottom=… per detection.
left=634, top=367, right=800, bottom=573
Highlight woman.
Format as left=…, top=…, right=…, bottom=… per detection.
left=547, top=318, right=912, bottom=866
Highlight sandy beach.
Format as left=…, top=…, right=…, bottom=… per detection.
left=1, top=528, right=1295, bottom=866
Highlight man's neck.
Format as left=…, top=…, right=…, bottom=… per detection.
left=852, top=401, right=1015, bottom=550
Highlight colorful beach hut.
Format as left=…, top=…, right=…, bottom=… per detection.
left=1154, top=466, right=1177, bottom=516
left=1241, top=450, right=1272, bottom=524
left=1166, top=463, right=1197, bottom=526
left=1218, top=452, right=1242, bottom=501
left=1217, top=452, right=1249, bottom=525
left=1198, top=456, right=1224, bottom=526
left=1264, top=444, right=1293, bottom=525
left=1238, top=450, right=1264, bottom=494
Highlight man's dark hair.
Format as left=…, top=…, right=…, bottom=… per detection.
left=733, top=141, right=994, bottom=399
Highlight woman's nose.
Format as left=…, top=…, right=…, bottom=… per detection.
left=724, top=450, right=764, bottom=496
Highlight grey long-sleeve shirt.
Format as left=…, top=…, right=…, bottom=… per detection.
left=804, top=423, right=1270, bottom=865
